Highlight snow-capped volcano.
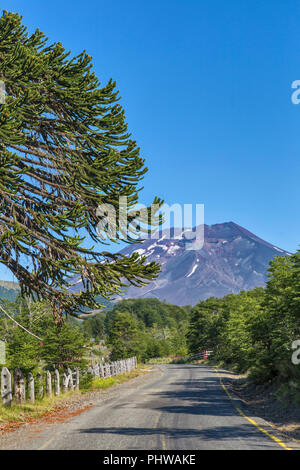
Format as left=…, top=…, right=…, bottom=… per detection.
left=117, top=222, right=291, bottom=305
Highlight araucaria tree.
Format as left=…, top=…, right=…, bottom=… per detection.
left=0, top=11, right=162, bottom=321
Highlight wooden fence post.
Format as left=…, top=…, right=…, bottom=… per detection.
left=75, top=368, right=80, bottom=390
left=67, top=368, right=74, bottom=390
left=62, top=373, right=68, bottom=393
left=46, top=370, right=52, bottom=397
left=54, top=369, right=60, bottom=396
left=1, top=367, right=12, bottom=407
left=93, top=364, right=100, bottom=378
left=14, top=369, right=25, bottom=404
left=27, top=373, right=35, bottom=404
left=36, top=372, right=43, bottom=399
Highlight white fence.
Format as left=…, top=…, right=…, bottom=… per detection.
left=0, top=356, right=137, bottom=407
left=188, top=350, right=213, bottom=360
left=88, top=357, right=137, bottom=379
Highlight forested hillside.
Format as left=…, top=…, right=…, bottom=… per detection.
left=85, top=298, right=191, bottom=361
left=0, top=285, right=19, bottom=302
left=0, top=296, right=191, bottom=370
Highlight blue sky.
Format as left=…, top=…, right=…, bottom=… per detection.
left=1, top=0, right=300, bottom=281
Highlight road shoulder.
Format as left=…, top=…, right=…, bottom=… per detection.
left=214, top=365, right=300, bottom=448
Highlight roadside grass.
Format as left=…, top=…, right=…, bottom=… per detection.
left=147, top=356, right=214, bottom=365
left=91, top=366, right=148, bottom=390
left=147, top=357, right=174, bottom=364
left=0, top=365, right=150, bottom=426
left=147, top=356, right=186, bottom=364
left=0, top=391, right=77, bottom=424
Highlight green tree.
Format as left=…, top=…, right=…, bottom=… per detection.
left=253, top=252, right=300, bottom=383
left=107, top=311, right=144, bottom=361
left=187, top=297, right=227, bottom=354
left=5, top=297, right=45, bottom=373
left=0, top=11, right=162, bottom=322
left=2, top=298, right=88, bottom=372
left=104, top=298, right=191, bottom=360
left=41, top=318, right=87, bottom=370
left=219, top=289, right=265, bottom=373
left=82, top=315, right=104, bottom=340
left=105, top=298, right=190, bottom=331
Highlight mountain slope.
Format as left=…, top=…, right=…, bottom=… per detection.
left=117, top=222, right=290, bottom=305
left=0, top=281, right=20, bottom=302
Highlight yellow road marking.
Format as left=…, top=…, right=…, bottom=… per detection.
left=160, top=415, right=167, bottom=450
left=154, top=412, right=160, bottom=430
left=40, top=410, right=168, bottom=450
left=154, top=412, right=167, bottom=450
left=38, top=430, right=63, bottom=450
left=215, top=368, right=293, bottom=451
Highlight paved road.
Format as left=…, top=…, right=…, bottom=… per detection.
left=1, top=365, right=297, bottom=450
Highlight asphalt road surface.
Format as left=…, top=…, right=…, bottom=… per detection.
left=1, top=365, right=298, bottom=450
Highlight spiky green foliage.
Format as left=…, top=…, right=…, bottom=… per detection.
left=0, top=11, right=162, bottom=321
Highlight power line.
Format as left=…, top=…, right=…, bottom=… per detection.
left=0, top=303, right=43, bottom=341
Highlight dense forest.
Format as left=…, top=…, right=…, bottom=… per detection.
left=104, top=298, right=191, bottom=361
left=0, top=296, right=191, bottom=372
left=188, top=248, right=300, bottom=390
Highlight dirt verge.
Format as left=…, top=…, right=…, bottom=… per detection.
left=219, top=368, right=300, bottom=442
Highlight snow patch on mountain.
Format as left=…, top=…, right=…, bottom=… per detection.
left=168, top=245, right=181, bottom=255
left=134, top=249, right=146, bottom=256
left=187, top=264, right=198, bottom=278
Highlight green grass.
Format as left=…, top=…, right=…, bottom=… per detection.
left=92, top=366, right=147, bottom=389
left=147, top=356, right=191, bottom=364
left=0, top=390, right=77, bottom=424
left=147, top=356, right=178, bottom=364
